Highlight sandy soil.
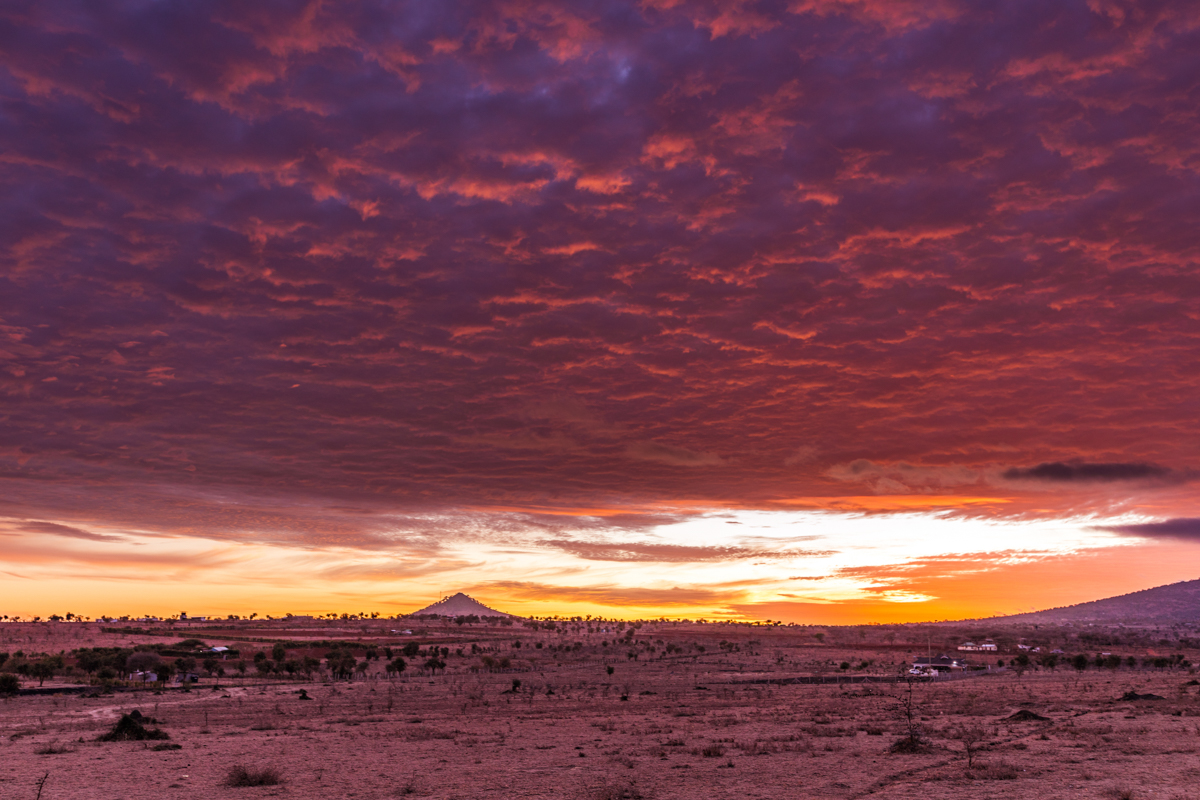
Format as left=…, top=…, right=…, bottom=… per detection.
left=2, top=621, right=1198, bottom=799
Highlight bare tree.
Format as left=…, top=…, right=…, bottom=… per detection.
left=955, top=725, right=987, bottom=769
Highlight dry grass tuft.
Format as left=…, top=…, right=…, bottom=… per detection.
left=969, top=760, right=1019, bottom=780
left=590, top=779, right=648, bottom=800
left=890, top=736, right=931, bottom=755
left=224, top=764, right=283, bottom=787
left=399, top=725, right=455, bottom=741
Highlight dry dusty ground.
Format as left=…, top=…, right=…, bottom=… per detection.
left=2, top=621, right=1199, bottom=800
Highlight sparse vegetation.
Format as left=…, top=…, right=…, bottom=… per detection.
left=2, top=612, right=1199, bottom=797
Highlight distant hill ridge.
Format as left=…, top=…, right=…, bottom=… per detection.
left=410, top=592, right=511, bottom=617
left=1000, top=578, right=1200, bottom=623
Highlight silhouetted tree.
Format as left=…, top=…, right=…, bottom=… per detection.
left=75, top=649, right=102, bottom=675
left=30, top=660, right=55, bottom=686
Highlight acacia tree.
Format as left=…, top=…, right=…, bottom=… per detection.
left=325, top=650, right=357, bottom=680
left=1012, top=653, right=1030, bottom=677
left=30, top=660, right=55, bottom=687
left=75, top=649, right=103, bottom=676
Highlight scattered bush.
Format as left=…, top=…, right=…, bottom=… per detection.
left=224, top=764, right=283, bottom=787
left=0, top=673, right=19, bottom=696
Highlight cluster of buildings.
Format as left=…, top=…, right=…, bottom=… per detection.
left=908, top=640, right=999, bottom=675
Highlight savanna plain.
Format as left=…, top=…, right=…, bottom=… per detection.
left=3, top=617, right=1199, bottom=800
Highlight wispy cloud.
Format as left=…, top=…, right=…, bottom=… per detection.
left=18, top=521, right=124, bottom=543
left=476, top=581, right=735, bottom=608
left=542, top=539, right=830, bottom=563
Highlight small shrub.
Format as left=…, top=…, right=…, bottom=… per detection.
left=590, top=779, right=646, bottom=799
left=35, top=741, right=74, bottom=755
left=701, top=744, right=726, bottom=757
left=224, top=764, right=283, bottom=787
left=400, top=725, right=454, bottom=741
left=889, top=735, right=931, bottom=754
left=396, top=771, right=419, bottom=795
left=0, top=673, right=19, bottom=696
left=971, top=760, right=1019, bottom=780
left=152, top=743, right=183, bottom=751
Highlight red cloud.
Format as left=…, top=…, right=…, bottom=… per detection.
left=0, top=0, right=1197, bottom=583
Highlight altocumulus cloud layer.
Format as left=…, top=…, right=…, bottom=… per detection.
left=1, top=1, right=1199, bottom=615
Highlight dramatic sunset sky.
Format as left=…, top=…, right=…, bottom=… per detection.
left=2, top=0, right=1199, bottom=623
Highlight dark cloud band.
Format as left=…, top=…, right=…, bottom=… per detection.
left=1101, top=518, right=1200, bottom=541
left=1003, top=463, right=1173, bottom=483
